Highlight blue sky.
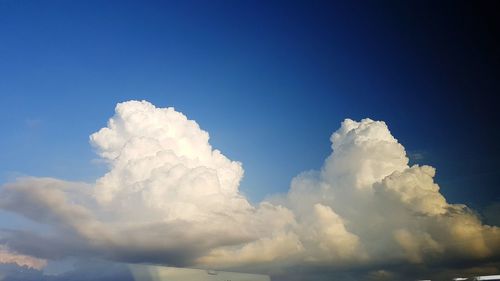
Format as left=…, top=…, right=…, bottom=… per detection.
left=0, top=1, right=499, bottom=280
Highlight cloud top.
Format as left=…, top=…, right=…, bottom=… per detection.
left=90, top=100, right=245, bottom=216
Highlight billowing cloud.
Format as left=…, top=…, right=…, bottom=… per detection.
left=0, top=100, right=499, bottom=280
left=202, top=117, right=500, bottom=271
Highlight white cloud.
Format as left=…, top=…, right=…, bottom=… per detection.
left=1, top=100, right=499, bottom=279
left=90, top=101, right=246, bottom=216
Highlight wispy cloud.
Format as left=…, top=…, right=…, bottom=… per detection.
left=0, top=246, right=47, bottom=269
left=24, top=118, right=42, bottom=129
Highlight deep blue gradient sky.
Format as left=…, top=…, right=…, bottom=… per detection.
left=1, top=0, right=499, bottom=211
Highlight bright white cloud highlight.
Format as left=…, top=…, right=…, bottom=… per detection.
left=1, top=100, right=499, bottom=277
left=90, top=101, right=246, bottom=220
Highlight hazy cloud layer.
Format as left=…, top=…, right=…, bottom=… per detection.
left=1, top=100, right=499, bottom=279
left=0, top=246, right=47, bottom=270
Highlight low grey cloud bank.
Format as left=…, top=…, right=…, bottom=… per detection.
left=1, top=100, right=499, bottom=279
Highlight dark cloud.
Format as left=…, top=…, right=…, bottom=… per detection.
left=0, top=261, right=134, bottom=281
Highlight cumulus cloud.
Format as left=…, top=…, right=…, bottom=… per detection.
left=0, top=100, right=499, bottom=280
left=204, top=118, right=500, bottom=271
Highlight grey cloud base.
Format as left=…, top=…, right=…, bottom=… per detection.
left=0, top=100, right=499, bottom=280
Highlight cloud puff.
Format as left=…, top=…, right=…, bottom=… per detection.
left=1, top=100, right=499, bottom=279
left=89, top=101, right=246, bottom=215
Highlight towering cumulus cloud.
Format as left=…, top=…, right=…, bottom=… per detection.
left=0, top=100, right=499, bottom=279
left=90, top=101, right=246, bottom=216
